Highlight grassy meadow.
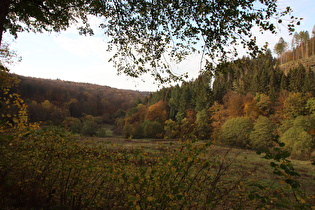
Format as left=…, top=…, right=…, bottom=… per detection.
left=1, top=125, right=314, bottom=209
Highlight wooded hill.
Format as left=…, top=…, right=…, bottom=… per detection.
left=14, top=75, right=149, bottom=125
left=119, top=49, right=315, bottom=160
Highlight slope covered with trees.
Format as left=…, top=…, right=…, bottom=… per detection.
left=1, top=1, right=314, bottom=209
left=13, top=75, right=148, bottom=136
left=119, top=48, right=315, bottom=160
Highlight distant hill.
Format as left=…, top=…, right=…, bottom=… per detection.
left=14, top=74, right=149, bottom=124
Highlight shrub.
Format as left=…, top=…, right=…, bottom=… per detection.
left=62, top=117, right=82, bottom=133
left=96, top=128, right=109, bottom=137
left=81, top=120, right=98, bottom=136
left=1, top=127, right=308, bottom=209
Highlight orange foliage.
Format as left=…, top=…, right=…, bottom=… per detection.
left=209, top=102, right=229, bottom=139
left=223, top=91, right=244, bottom=117
left=185, top=109, right=196, bottom=123
left=243, top=94, right=259, bottom=120
left=125, top=104, right=148, bottom=125
left=145, top=100, right=169, bottom=124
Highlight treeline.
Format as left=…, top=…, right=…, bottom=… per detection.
left=14, top=75, right=148, bottom=128
left=118, top=50, right=315, bottom=160
left=275, top=26, right=315, bottom=66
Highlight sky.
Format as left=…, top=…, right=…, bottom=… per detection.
left=3, top=0, right=315, bottom=92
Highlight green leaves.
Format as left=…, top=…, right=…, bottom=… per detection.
left=102, top=0, right=299, bottom=83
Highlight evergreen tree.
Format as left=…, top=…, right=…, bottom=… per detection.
left=280, top=73, right=288, bottom=91
left=289, top=64, right=306, bottom=92
left=168, top=85, right=181, bottom=120
left=303, top=69, right=315, bottom=95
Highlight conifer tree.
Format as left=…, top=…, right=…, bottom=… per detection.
left=289, top=64, right=306, bottom=92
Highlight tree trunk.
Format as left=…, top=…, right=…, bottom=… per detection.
left=0, top=0, right=10, bottom=47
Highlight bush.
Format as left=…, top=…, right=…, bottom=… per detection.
left=0, top=126, right=309, bottom=209
left=81, top=120, right=98, bottom=136
left=143, top=120, right=164, bottom=138
left=62, top=117, right=82, bottom=133
left=96, top=128, right=109, bottom=137
left=220, top=117, right=253, bottom=148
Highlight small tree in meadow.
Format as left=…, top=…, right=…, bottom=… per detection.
left=81, top=120, right=98, bottom=136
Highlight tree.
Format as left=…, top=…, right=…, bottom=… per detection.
left=143, top=120, right=164, bottom=139
left=249, top=116, right=274, bottom=150
left=274, top=37, right=288, bottom=64
left=288, top=64, right=306, bottom=92
left=145, top=100, right=169, bottom=124
left=291, top=32, right=300, bottom=60
left=283, top=92, right=308, bottom=119
left=299, top=31, right=310, bottom=58
left=280, top=116, right=314, bottom=160
left=81, top=120, right=98, bottom=136
left=220, top=117, right=253, bottom=148
left=164, top=119, right=180, bottom=139
left=195, top=109, right=212, bottom=139
left=0, top=0, right=93, bottom=46
left=1, top=0, right=299, bottom=82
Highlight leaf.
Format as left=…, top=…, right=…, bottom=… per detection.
left=248, top=193, right=255, bottom=200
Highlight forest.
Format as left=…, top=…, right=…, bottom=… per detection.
left=1, top=1, right=315, bottom=209
left=2, top=41, right=314, bottom=208
left=117, top=47, right=315, bottom=160
left=12, top=75, right=148, bottom=136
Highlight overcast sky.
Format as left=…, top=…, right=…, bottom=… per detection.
left=4, top=0, right=315, bottom=92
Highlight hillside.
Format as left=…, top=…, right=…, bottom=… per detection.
left=14, top=75, right=149, bottom=124
left=279, top=54, right=315, bottom=74
left=118, top=51, right=315, bottom=160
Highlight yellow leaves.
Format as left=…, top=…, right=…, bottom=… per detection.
left=147, top=196, right=154, bottom=201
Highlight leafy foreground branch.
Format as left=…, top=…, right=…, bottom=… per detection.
left=0, top=126, right=313, bottom=209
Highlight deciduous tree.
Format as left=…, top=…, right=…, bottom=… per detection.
left=0, top=0, right=299, bottom=82
left=220, top=117, right=253, bottom=148
left=250, top=116, right=274, bottom=150
left=274, top=37, right=288, bottom=64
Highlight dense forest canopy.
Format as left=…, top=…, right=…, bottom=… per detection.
left=117, top=41, right=315, bottom=159
left=0, top=0, right=300, bottom=82
left=14, top=75, right=148, bottom=124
